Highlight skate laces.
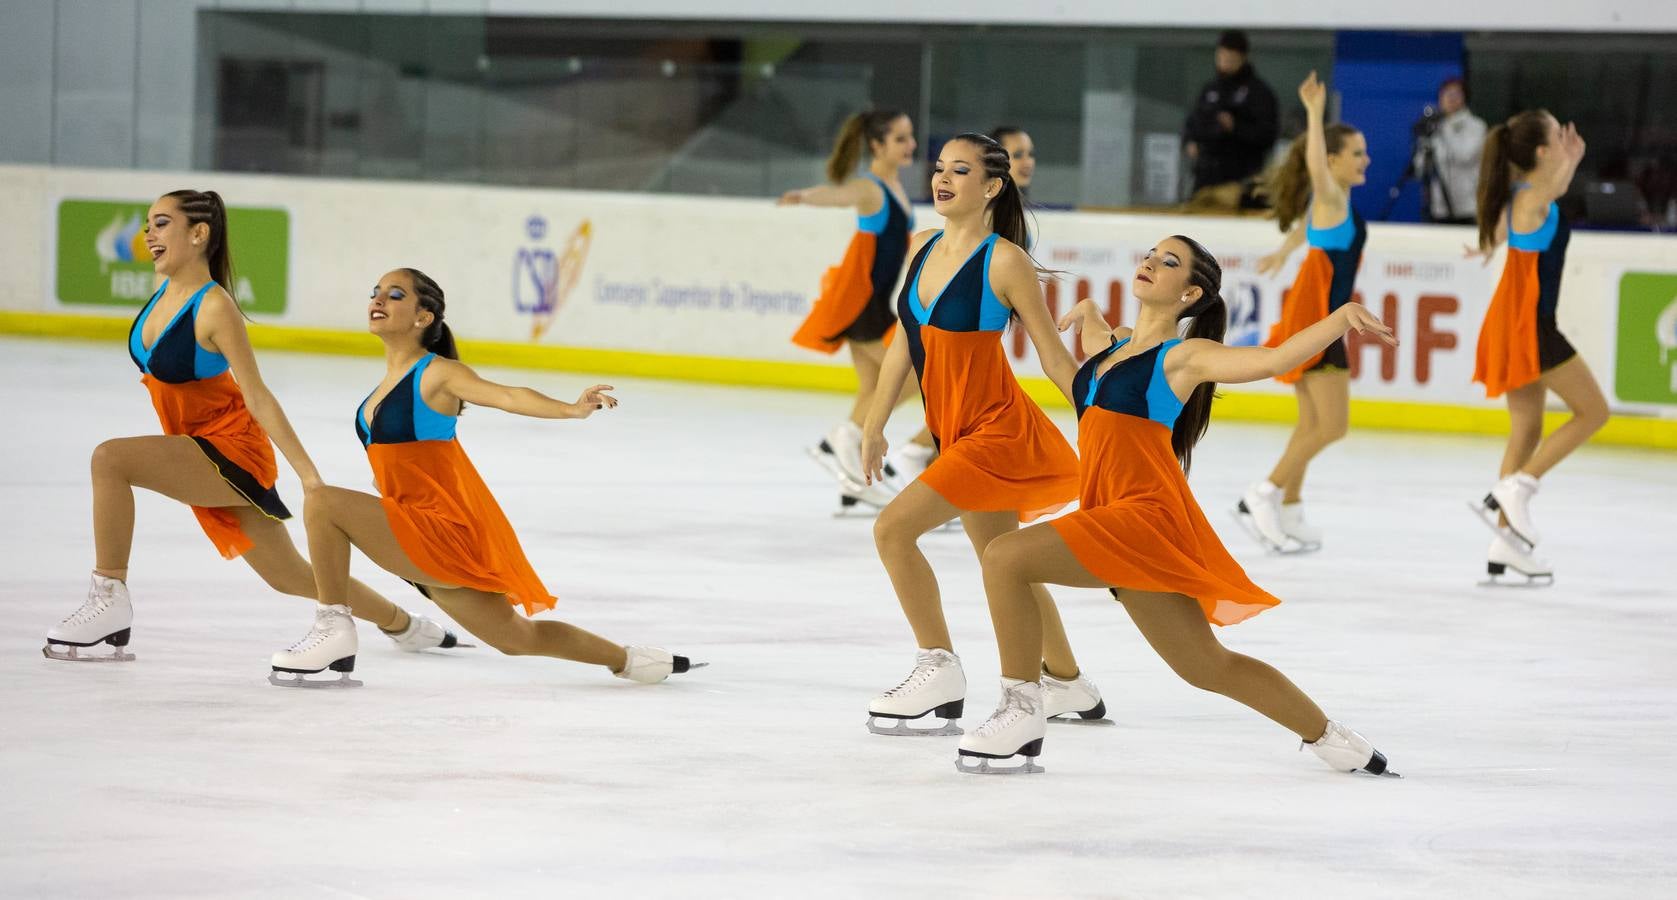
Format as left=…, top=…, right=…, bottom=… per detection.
left=976, top=684, right=1039, bottom=736
left=284, top=608, right=343, bottom=653
left=882, top=652, right=946, bottom=697
left=62, top=583, right=116, bottom=627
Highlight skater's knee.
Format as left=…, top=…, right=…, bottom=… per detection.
left=1316, top=419, right=1349, bottom=447
left=90, top=439, right=128, bottom=479
left=979, top=532, right=1030, bottom=579
left=302, top=486, right=342, bottom=527
left=1573, top=399, right=1610, bottom=435
left=873, top=506, right=918, bottom=550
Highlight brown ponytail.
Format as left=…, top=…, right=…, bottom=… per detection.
left=1476, top=109, right=1552, bottom=251
left=162, top=189, right=239, bottom=308
left=1265, top=124, right=1361, bottom=231
left=825, top=109, right=905, bottom=184
left=1168, top=235, right=1226, bottom=475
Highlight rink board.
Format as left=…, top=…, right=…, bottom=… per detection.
left=2, top=163, right=1673, bottom=448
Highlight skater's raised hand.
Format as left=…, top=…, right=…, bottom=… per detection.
left=1055, top=298, right=1098, bottom=333
left=860, top=428, right=890, bottom=487
left=1560, top=122, right=1586, bottom=163
left=1174, top=301, right=1396, bottom=389
left=1298, top=71, right=1327, bottom=114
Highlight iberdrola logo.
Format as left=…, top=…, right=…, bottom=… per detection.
left=93, top=210, right=151, bottom=270
left=1658, top=294, right=1677, bottom=367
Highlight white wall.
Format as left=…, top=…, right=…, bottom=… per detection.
left=4, top=164, right=1675, bottom=419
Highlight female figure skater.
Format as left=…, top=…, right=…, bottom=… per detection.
left=269, top=269, right=698, bottom=686
left=43, top=190, right=455, bottom=662
left=991, top=126, right=1036, bottom=196
left=782, top=109, right=936, bottom=509
left=959, top=234, right=1398, bottom=776
left=1467, top=111, right=1605, bottom=582
left=857, top=132, right=1104, bottom=736
left=1241, top=71, right=1369, bottom=553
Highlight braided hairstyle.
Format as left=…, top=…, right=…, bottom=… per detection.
left=161, top=189, right=238, bottom=304
left=945, top=131, right=1031, bottom=250
left=400, top=268, right=459, bottom=361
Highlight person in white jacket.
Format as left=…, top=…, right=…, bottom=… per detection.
left=1416, top=78, right=1487, bottom=224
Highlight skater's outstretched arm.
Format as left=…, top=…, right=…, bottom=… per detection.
left=1056, top=297, right=1130, bottom=357
left=1170, top=302, right=1396, bottom=391
left=431, top=359, right=617, bottom=420
left=1255, top=222, right=1307, bottom=277
left=992, top=240, right=1078, bottom=402
left=198, top=288, right=326, bottom=490
left=777, top=176, right=884, bottom=216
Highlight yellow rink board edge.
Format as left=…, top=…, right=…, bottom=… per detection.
left=5, top=310, right=1673, bottom=450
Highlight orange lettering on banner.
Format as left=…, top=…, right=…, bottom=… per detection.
left=1034, top=279, right=1123, bottom=362
left=1414, top=294, right=1458, bottom=384
left=1347, top=292, right=1400, bottom=382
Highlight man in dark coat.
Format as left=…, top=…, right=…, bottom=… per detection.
left=1183, top=30, right=1280, bottom=205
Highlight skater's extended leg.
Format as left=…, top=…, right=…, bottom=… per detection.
left=1116, top=589, right=1327, bottom=741
left=234, top=507, right=411, bottom=631
left=90, top=435, right=247, bottom=580
left=423, top=586, right=626, bottom=670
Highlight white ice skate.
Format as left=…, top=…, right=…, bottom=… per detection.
left=867, top=648, right=966, bottom=736
left=1042, top=669, right=1109, bottom=723
left=270, top=604, right=362, bottom=688
left=809, top=422, right=900, bottom=516
left=1468, top=472, right=1540, bottom=548
left=1483, top=533, right=1554, bottom=587
left=884, top=442, right=936, bottom=490
left=614, top=645, right=704, bottom=684
left=43, top=573, right=135, bottom=662
left=384, top=614, right=470, bottom=651
left=1280, top=502, right=1324, bottom=553
left=1235, top=481, right=1303, bottom=554
left=956, top=679, right=1047, bottom=774
left=1304, top=720, right=1398, bottom=777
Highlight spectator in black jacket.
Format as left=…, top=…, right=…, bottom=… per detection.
left=1184, top=30, right=1280, bottom=208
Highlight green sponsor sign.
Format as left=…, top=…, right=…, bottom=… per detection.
left=55, top=199, right=289, bottom=315
left=1615, top=272, right=1677, bottom=406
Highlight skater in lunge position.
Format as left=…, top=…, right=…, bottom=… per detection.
left=1466, top=110, right=1606, bottom=584
left=1240, top=72, right=1370, bottom=554
left=958, top=234, right=1398, bottom=777
left=270, top=269, right=699, bottom=687
left=44, top=189, right=457, bottom=662
left=782, top=109, right=937, bottom=512
left=858, top=132, right=1106, bottom=738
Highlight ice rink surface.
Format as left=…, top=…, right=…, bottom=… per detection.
left=1, top=336, right=1674, bottom=899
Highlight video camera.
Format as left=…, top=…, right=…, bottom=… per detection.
left=1412, top=105, right=1443, bottom=139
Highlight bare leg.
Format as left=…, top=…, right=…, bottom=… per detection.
left=90, top=435, right=248, bottom=580
left=979, top=523, right=1109, bottom=681
left=848, top=338, right=886, bottom=426
left=873, top=480, right=966, bottom=651
left=1499, top=380, right=1546, bottom=478
left=1268, top=370, right=1348, bottom=501
left=232, top=507, right=409, bottom=631
left=424, top=586, right=627, bottom=671
left=1117, top=589, right=1328, bottom=741
left=303, top=486, right=626, bottom=670
left=1275, top=379, right=1317, bottom=502
left=1521, top=357, right=1610, bottom=478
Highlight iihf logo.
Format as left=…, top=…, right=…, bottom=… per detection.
left=1225, top=279, right=1264, bottom=347
left=513, top=213, right=593, bottom=341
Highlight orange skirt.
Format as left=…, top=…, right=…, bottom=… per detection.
left=142, top=371, right=287, bottom=559
left=793, top=231, right=889, bottom=353
left=1052, top=409, right=1279, bottom=625
left=1264, top=248, right=1337, bottom=384
left=369, top=439, right=555, bottom=615
left=1473, top=249, right=1543, bottom=398
left=916, top=328, right=1078, bottom=521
